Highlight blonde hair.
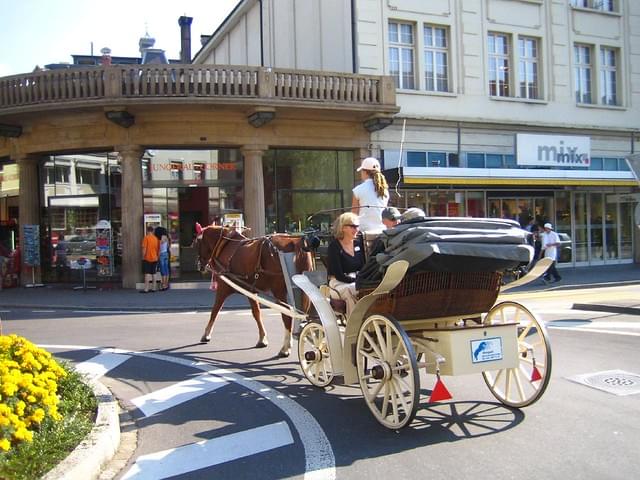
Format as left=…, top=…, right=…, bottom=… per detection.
left=333, top=212, right=359, bottom=239
left=364, top=170, right=389, bottom=198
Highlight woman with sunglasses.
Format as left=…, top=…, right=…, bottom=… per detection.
left=327, top=212, right=365, bottom=316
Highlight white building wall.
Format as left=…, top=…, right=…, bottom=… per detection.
left=195, top=0, right=353, bottom=71
left=356, top=0, right=639, bottom=134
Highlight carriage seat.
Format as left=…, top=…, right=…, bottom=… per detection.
left=319, top=284, right=347, bottom=315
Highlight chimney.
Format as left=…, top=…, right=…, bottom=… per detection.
left=178, top=16, right=193, bottom=64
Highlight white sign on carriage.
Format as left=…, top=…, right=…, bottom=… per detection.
left=516, top=134, right=591, bottom=167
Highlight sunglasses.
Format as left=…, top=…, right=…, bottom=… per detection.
left=345, top=224, right=360, bottom=229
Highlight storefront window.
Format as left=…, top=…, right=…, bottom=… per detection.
left=555, top=192, right=572, bottom=263
left=590, top=193, right=604, bottom=261
left=263, top=150, right=353, bottom=234
left=142, top=149, right=243, bottom=280
left=604, top=195, right=618, bottom=260
left=427, top=191, right=465, bottom=216
left=619, top=200, right=634, bottom=259
left=466, top=192, right=485, bottom=217
left=41, top=153, right=121, bottom=283
left=574, top=192, right=589, bottom=262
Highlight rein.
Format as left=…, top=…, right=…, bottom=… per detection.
left=207, top=230, right=282, bottom=286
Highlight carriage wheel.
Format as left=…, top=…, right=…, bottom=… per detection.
left=298, top=322, right=335, bottom=387
left=356, top=314, right=419, bottom=429
left=482, top=301, right=552, bottom=407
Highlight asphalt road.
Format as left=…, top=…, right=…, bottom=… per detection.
left=1, top=284, right=639, bottom=480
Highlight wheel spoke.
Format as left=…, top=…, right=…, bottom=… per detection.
left=358, top=348, right=380, bottom=363
left=380, top=382, right=390, bottom=418
left=513, top=367, right=526, bottom=401
left=388, top=380, right=400, bottom=423
left=362, top=330, right=384, bottom=359
left=373, top=321, right=388, bottom=359
left=518, top=322, right=533, bottom=341
left=392, top=378, right=411, bottom=415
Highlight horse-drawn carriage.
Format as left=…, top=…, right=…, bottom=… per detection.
left=195, top=217, right=552, bottom=429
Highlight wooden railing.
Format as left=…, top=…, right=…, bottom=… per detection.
left=0, top=65, right=395, bottom=110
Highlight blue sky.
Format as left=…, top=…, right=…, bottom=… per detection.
left=0, top=0, right=239, bottom=77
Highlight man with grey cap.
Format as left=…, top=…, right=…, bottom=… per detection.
left=381, top=207, right=401, bottom=229
left=540, top=222, right=562, bottom=283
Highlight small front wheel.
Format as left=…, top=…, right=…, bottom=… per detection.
left=482, top=301, right=552, bottom=407
left=298, top=322, right=335, bottom=387
left=356, top=314, right=419, bottom=429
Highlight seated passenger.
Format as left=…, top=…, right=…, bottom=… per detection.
left=327, top=212, right=365, bottom=316
left=381, top=207, right=401, bottom=229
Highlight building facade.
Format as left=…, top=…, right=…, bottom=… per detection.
left=0, top=16, right=397, bottom=287
left=196, top=0, right=640, bottom=267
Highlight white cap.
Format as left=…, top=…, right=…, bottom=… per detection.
left=544, top=223, right=553, bottom=229
left=357, top=157, right=381, bottom=172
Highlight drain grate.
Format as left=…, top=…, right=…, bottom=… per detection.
left=568, top=370, right=640, bottom=396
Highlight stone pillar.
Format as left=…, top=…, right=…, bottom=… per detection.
left=16, top=154, right=41, bottom=285
left=118, top=146, right=144, bottom=288
left=241, top=146, right=267, bottom=237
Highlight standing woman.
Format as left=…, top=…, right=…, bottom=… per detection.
left=155, top=226, right=171, bottom=291
left=352, top=157, right=389, bottom=232
left=327, top=212, right=365, bottom=317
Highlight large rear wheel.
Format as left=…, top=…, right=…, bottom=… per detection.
left=356, top=314, right=419, bottom=429
left=482, top=301, right=552, bottom=407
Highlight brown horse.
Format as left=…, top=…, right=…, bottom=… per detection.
left=195, top=225, right=314, bottom=357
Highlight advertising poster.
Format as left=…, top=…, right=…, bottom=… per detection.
left=95, top=219, right=113, bottom=277
left=23, top=224, right=40, bottom=267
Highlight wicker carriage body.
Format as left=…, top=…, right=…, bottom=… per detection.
left=360, top=270, right=502, bottom=320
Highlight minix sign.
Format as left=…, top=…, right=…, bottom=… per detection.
left=516, top=134, right=590, bottom=167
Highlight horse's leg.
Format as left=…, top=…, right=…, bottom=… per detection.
left=277, top=313, right=293, bottom=358
left=250, top=299, right=269, bottom=348
left=200, top=283, right=231, bottom=343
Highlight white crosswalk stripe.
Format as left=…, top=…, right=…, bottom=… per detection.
left=74, top=352, right=131, bottom=380
left=131, top=374, right=228, bottom=418
left=121, top=421, right=294, bottom=479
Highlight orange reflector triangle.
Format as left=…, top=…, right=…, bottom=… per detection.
left=531, top=365, right=542, bottom=382
left=429, top=377, right=452, bottom=402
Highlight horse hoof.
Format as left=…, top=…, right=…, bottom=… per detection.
left=277, top=351, right=291, bottom=358
left=255, top=341, right=268, bottom=348
left=200, top=336, right=211, bottom=343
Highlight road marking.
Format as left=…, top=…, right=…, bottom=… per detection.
left=32, top=310, right=56, bottom=313
left=72, top=310, right=154, bottom=314
left=121, top=421, right=294, bottom=480
left=41, top=344, right=336, bottom=480
left=131, top=374, right=228, bottom=418
left=75, top=352, right=131, bottom=380
left=547, top=326, right=640, bottom=337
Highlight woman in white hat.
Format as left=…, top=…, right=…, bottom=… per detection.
left=352, top=157, right=389, bottom=232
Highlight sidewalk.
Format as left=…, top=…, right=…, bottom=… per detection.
left=0, top=264, right=639, bottom=314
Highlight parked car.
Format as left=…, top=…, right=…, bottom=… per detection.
left=558, top=233, right=572, bottom=263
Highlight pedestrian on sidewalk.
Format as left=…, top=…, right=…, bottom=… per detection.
left=141, top=225, right=160, bottom=293
left=541, top=222, right=562, bottom=283
left=155, top=226, right=171, bottom=291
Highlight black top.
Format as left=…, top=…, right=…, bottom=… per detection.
left=327, top=237, right=365, bottom=283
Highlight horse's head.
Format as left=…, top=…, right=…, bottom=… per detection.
left=194, top=225, right=223, bottom=273
left=195, top=225, right=248, bottom=273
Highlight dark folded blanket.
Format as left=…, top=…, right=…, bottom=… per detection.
left=356, top=217, right=533, bottom=290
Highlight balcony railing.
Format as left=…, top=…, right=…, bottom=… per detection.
left=0, top=65, right=396, bottom=110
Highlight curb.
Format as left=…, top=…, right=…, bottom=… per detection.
left=42, top=378, right=120, bottom=480
left=572, top=303, right=640, bottom=316
left=0, top=304, right=248, bottom=312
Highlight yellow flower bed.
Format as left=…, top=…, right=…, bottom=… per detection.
left=0, top=335, right=66, bottom=452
